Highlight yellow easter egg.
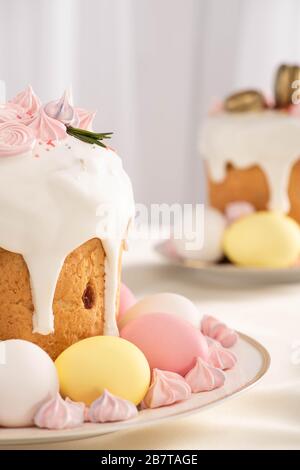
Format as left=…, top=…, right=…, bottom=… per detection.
left=223, top=211, right=300, bottom=268
left=55, top=336, right=150, bottom=405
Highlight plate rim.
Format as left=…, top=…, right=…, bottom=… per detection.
left=0, top=332, right=270, bottom=447
left=155, top=240, right=300, bottom=274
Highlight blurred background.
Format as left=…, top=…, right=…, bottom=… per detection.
left=1, top=0, right=300, bottom=205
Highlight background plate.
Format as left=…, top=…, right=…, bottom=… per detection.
left=155, top=240, right=300, bottom=284
left=0, top=332, right=270, bottom=446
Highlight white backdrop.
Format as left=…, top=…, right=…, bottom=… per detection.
left=1, top=0, right=300, bottom=204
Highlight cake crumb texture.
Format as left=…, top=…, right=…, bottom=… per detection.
left=208, top=161, right=300, bottom=224
left=0, top=238, right=119, bottom=360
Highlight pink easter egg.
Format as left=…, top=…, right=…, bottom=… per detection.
left=118, top=292, right=201, bottom=329
left=120, top=313, right=209, bottom=376
left=118, top=283, right=136, bottom=318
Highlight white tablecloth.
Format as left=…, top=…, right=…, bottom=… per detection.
left=5, top=239, right=300, bottom=450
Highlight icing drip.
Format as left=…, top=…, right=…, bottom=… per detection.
left=200, top=111, right=300, bottom=212
left=0, top=87, right=134, bottom=336
left=34, top=393, right=85, bottom=429
left=142, top=369, right=191, bottom=409
left=29, top=108, right=67, bottom=141
left=10, top=85, right=41, bottom=116
left=0, top=136, right=134, bottom=334
left=185, top=357, right=225, bottom=392
left=87, top=390, right=138, bottom=423
left=44, top=90, right=79, bottom=126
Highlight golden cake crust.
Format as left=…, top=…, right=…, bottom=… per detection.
left=207, top=160, right=300, bottom=224
left=0, top=238, right=121, bottom=360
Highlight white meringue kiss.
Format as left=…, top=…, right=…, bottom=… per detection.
left=87, top=390, right=138, bottom=423
left=142, top=369, right=191, bottom=409
left=44, top=90, right=79, bottom=127
left=34, top=393, right=85, bottom=430
left=185, top=357, right=225, bottom=392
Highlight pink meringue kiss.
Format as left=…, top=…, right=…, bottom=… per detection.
left=225, top=201, right=255, bottom=224
left=201, top=315, right=238, bottom=348
left=65, top=397, right=87, bottom=424
left=142, top=369, right=191, bottom=409
left=185, top=357, right=225, bottom=392
left=75, top=107, right=96, bottom=130
left=34, top=393, right=85, bottom=430
left=10, top=85, right=41, bottom=116
left=207, top=338, right=237, bottom=370
left=87, top=390, right=138, bottom=423
left=0, top=121, right=36, bottom=157
left=44, top=90, right=79, bottom=126
left=0, top=103, right=25, bottom=123
left=29, top=108, right=67, bottom=141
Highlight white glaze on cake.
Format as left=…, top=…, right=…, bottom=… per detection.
left=0, top=137, right=134, bottom=335
left=0, top=95, right=134, bottom=336
left=200, top=111, right=300, bottom=212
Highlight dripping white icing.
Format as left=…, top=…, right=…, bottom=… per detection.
left=0, top=137, right=134, bottom=335
left=200, top=111, right=300, bottom=213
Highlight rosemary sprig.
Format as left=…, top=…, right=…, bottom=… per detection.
left=66, top=126, right=113, bottom=148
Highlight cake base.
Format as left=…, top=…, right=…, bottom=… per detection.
left=0, top=238, right=122, bottom=360
left=207, top=160, right=300, bottom=224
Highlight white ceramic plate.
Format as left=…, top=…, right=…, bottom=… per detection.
left=155, top=240, right=300, bottom=284
left=0, top=332, right=270, bottom=446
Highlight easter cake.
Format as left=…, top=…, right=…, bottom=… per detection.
left=173, top=64, right=300, bottom=268
left=0, top=86, right=241, bottom=432
left=0, top=86, right=134, bottom=359
left=201, top=64, right=300, bottom=224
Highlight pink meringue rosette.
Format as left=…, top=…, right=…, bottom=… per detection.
left=10, top=85, right=41, bottom=116
left=206, top=337, right=237, bottom=370
left=142, top=369, right=191, bottom=409
left=0, top=121, right=36, bottom=157
left=185, top=357, right=225, bottom=392
left=87, top=390, right=138, bottom=423
left=201, top=315, right=238, bottom=348
left=34, top=393, right=85, bottom=430
left=29, top=108, right=67, bottom=141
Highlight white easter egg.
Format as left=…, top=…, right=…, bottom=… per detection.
left=172, top=206, right=226, bottom=263
left=118, top=293, right=202, bottom=329
left=0, top=340, right=59, bottom=427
